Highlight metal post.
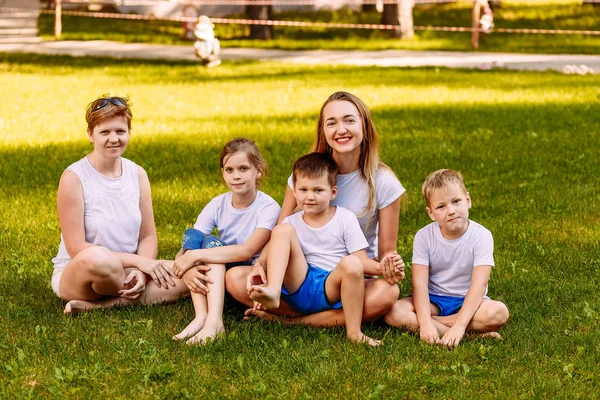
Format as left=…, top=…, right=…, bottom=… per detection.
left=55, top=0, right=62, bottom=39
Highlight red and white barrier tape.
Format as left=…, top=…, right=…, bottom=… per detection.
left=53, top=0, right=599, bottom=5
left=35, top=8, right=600, bottom=35
left=58, top=0, right=464, bottom=5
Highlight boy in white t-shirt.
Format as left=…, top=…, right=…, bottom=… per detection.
left=385, top=169, right=509, bottom=348
left=249, top=153, right=403, bottom=347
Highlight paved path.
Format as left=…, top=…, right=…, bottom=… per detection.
left=0, top=0, right=39, bottom=41
left=0, top=39, right=598, bottom=73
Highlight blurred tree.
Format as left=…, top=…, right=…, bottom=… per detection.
left=382, top=0, right=414, bottom=39
left=246, top=4, right=273, bottom=40
left=362, top=2, right=377, bottom=12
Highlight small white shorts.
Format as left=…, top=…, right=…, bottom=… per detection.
left=51, top=267, right=65, bottom=298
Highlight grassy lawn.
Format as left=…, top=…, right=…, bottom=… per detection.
left=38, top=0, right=600, bottom=54
left=1, top=52, right=599, bottom=397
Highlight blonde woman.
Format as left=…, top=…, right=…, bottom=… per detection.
left=227, top=91, right=406, bottom=326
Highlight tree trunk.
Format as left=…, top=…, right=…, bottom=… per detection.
left=381, top=3, right=400, bottom=38
left=382, top=0, right=414, bottom=39
left=246, top=5, right=272, bottom=40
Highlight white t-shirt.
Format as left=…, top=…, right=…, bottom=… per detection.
left=288, top=167, right=404, bottom=259
left=282, top=206, right=368, bottom=272
left=194, top=191, right=280, bottom=258
left=412, top=220, right=494, bottom=297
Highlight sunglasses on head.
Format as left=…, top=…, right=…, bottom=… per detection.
left=91, top=97, right=127, bottom=112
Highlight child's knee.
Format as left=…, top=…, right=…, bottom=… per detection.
left=372, top=278, right=400, bottom=302
left=493, top=302, right=510, bottom=326
left=383, top=308, right=402, bottom=327
left=482, top=301, right=509, bottom=328
left=225, top=267, right=246, bottom=292
left=272, top=223, right=296, bottom=238
left=384, top=299, right=413, bottom=327
left=338, top=255, right=363, bottom=279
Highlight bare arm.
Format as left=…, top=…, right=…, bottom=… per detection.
left=135, top=166, right=158, bottom=259
left=173, top=228, right=272, bottom=277
left=351, top=249, right=404, bottom=284
left=57, top=170, right=95, bottom=258
left=412, top=263, right=439, bottom=344
left=182, top=228, right=271, bottom=265
left=374, top=198, right=405, bottom=283
left=439, top=265, right=491, bottom=348
left=377, top=197, right=401, bottom=260
left=352, top=249, right=384, bottom=276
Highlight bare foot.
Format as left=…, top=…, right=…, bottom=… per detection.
left=64, top=297, right=130, bottom=315
left=478, top=331, right=502, bottom=340
left=64, top=300, right=94, bottom=315
left=186, top=324, right=225, bottom=345
left=173, top=316, right=207, bottom=341
left=243, top=307, right=282, bottom=322
left=348, top=332, right=383, bottom=347
left=248, top=285, right=281, bottom=310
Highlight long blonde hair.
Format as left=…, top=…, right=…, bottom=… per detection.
left=312, top=91, right=390, bottom=218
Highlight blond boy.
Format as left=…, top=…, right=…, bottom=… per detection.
left=385, top=169, right=509, bottom=348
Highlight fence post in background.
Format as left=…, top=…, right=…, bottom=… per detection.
left=55, top=0, right=62, bottom=39
left=471, top=0, right=480, bottom=49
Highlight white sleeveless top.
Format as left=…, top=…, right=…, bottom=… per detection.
left=52, top=156, right=142, bottom=270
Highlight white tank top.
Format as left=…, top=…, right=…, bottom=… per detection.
left=52, top=156, right=142, bottom=269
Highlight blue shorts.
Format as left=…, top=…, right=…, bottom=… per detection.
left=429, top=293, right=465, bottom=317
left=182, top=228, right=224, bottom=252
left=181, top=229, right=253, bottom=270
left=281, top=264, right=342, bottom=315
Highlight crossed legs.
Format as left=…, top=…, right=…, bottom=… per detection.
left=225, top=256, right=399, bottom=326
left=58, top=247, right=189, bottom=314
left=384, top=297, right=509, bottom=339
left=246, top=224, right=382, bottom=346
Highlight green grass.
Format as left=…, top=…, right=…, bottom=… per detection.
left=1, top=52, right=600, bottom=398
left=38, top=0, right=600, bottom=54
